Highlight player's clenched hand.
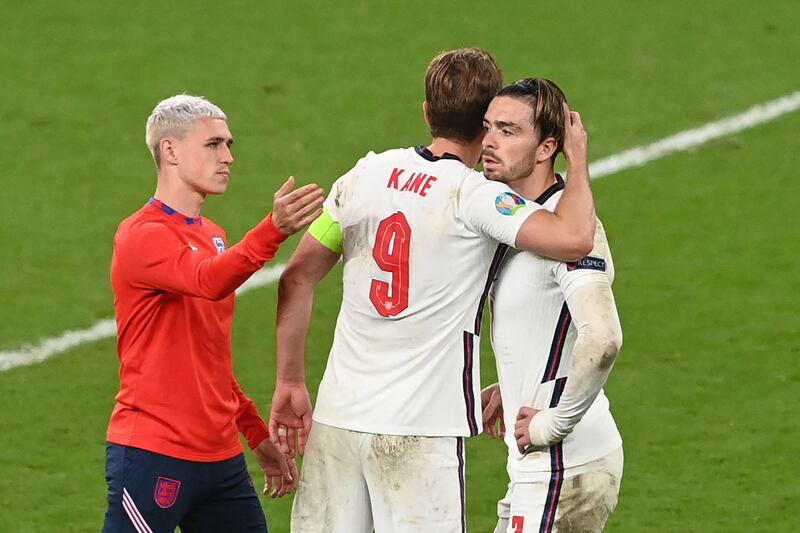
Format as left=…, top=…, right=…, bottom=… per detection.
left=561, top=103, right=588, bottom=167
left=252, top=438, right=299, bottom=498
left=514, top=406, right=541, bottom=453
left=271, top=176, right=324, bottom=235
left=481, top=383, right=505, bottom=439
left=269, top=381, right=313, bottom=456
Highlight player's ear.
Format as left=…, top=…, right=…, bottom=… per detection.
left=160, top=137, right=178, bottom=166
left=537, top=137, right=558, bottom=163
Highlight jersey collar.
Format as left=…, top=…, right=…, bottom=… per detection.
left=147, top=198, right=203, bottom=225
left=414, top=146, right=464, bottom=164
left=533, top=174, right=565, bottom=205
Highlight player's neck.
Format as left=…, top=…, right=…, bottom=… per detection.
left=427, top=137, right=482, bottom=168
left=154, top=172, right=206, bottom=217
left=508, top=166, right=557, bottom=201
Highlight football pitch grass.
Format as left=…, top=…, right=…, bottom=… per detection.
left=1, top=1, right=798, bottom=531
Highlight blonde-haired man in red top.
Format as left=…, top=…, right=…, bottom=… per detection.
left=103, top=94, right=323, bottom=533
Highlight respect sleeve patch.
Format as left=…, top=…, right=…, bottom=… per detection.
left=307, top=208, right=343, bottom=254
left=567, top=256, right=606, bottom=272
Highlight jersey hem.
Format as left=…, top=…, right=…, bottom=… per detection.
left=506, top=436, right=622, bottom=483
left=312, top=415, right=474, bottom=438
left=106, top=433, right=244, bottom=463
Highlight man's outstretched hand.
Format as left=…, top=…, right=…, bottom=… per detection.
left=271, top=176, right=325, bottom=235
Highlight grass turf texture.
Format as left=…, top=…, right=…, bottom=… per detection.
left=1, top=1, right=798, bottom=531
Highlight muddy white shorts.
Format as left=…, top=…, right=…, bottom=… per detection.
left=494, top=447, right=623, bottom=533
left=291, top=422, right=467, bottom=533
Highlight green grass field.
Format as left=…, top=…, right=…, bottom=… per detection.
left=1, top=1, right=798, bottom=531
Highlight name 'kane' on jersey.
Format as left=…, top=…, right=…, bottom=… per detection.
left=312, top=146, right=542, bottom=437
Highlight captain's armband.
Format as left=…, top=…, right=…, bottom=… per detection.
left=307, top=208, right=343, bottom=254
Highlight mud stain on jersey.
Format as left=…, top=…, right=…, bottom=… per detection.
left=333, top=176, right=355, bottom=210
left=574, top=287, right=621, bottom=370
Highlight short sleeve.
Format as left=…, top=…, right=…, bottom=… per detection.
left=322, top=175, right=345, bottom=222
left=323, top=153, right=372, bottom=222
left=458, top=173, right=542, bottom=247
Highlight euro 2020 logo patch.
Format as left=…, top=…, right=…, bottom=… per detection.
left=154, top=477, right=181, bottom=509
left=495, top=192, right=526, bottom=216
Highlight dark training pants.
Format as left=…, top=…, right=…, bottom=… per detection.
left=102, top=444, right=267, bottom=533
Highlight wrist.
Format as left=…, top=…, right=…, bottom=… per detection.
left=277, top=375, right=307, bottom=387
left=566, top=158, right=589, bottom=174
left=246, top=425, right=270, bottom=450
left=528, top=409, right=554, bottom=447
left=265, top=213, right=290, bottom=241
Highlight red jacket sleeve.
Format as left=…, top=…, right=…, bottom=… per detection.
left=118, top=213, right=287, bottom=300
left=233, top=379, right=270, bottom=449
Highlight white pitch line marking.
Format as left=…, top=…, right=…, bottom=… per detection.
left=589, top=90, right=800, bottom=178
left=2, top=90, right=799, bottom=373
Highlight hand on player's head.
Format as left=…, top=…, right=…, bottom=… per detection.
left=271, top=176, right=325, bottom=235
left=561, top=103, right=588, bottom=166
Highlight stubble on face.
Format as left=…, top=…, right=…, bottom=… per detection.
left=484, top=149, right=537, bottom=185
left=481, top=97, right=539, bottom=186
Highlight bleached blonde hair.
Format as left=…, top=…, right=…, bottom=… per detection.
left=145, top=94, right=226, bottom=168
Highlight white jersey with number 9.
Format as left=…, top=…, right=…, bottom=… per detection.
left=311, top=147, right=541, bottom=437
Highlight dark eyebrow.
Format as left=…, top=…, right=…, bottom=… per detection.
left=206, top=136, right=234, bottom=145
left=485, top=119, right=522, bottom=131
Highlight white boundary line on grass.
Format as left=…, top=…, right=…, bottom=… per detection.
left=589, top=91, right=800, bottom=178
left=1, top=90, right=799, bottom=373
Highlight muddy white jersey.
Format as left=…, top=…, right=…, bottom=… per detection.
left=490, top=183, right=622, bottom=482
left=312, top=146, right=541, bottom=436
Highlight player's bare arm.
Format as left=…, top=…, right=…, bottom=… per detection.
left=271, top=234, right=340, bottom=455
left=515, top=279, right=622, bottom=452
left=515, top=104, right=596, bottom=261
left=271, top=176, right=325, bottom=235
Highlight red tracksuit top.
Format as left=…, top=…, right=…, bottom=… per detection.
left=107, top=198, right=286, bottom=462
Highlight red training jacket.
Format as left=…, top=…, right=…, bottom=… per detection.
left=107, top=198, right=286, bottom=461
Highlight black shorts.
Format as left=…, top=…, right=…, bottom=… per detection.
left=102, top=443, right=267, bottom=533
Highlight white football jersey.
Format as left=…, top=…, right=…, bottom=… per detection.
left=313, top=146, right=541, bottom=436
left=490, top=182, right=622, bottom=483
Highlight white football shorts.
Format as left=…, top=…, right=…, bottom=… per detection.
left=494, top=446, right=623, bottom=533
left=291, top=422, right=467, bottom=533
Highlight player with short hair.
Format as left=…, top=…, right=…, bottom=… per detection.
left=271, top=49, right=596, bottom=532
left=480, top=78, right=624, bottom=532
left=103, top=94, right=323, bottom=532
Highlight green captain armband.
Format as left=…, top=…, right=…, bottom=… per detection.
left=307, top=208, right=343, bottom=254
